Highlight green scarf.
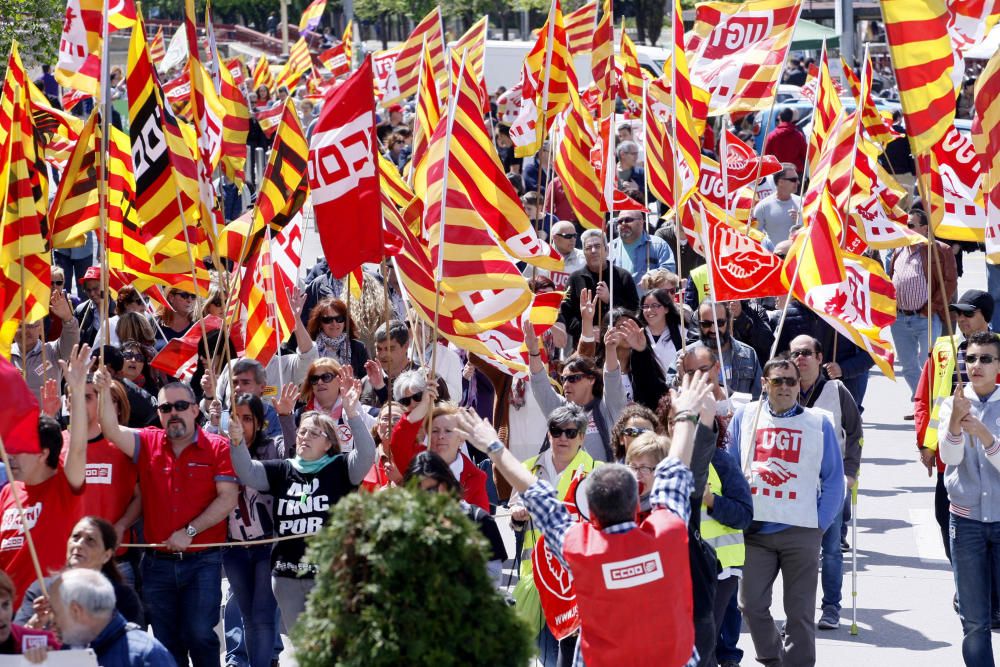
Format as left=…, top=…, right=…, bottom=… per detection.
left=290, top=454, right=336, bottom=474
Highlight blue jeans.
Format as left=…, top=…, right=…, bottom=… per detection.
left=950, top=514, right=1000, bottom=667
left=141, top=549, right=224, bottom=667
left=223, top=545, right=278, bottom=667
left=988, top=264, right=1000, bottom=333
left=53, top=251, right=93, bottom=298
left=890, top=312, right=941, bottom=398
left=821, top=508, right=845, bottom=613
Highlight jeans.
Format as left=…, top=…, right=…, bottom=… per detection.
left=223, top=545, right=278, bottom=667
left=537, top=624, right=577, bottom=667
left=950, top=514, right=1000, bottom=667
left=821, top=508, right=845, bottom=613
left=141, top=549, right=224, bottom=667
left=987, top=264, right=1000, bottom=334
left=53, top=251, right=94, bottom=299
left=711, top=576, right=740, bottom=666
left=890, top=312, right=941, bottom=398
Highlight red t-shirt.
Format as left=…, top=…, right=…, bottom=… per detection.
left=133, top=426, right=238, bottom=549
left=0, top=468, right=84, bottom=607
left=61, top=432, right=138, bottom=524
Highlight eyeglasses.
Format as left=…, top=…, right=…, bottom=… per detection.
left=548, top=426, right=580, bottom=439
left=699, top=318, right=727, bottom=329
left=398, top=391, right=424, bottom=407
left=157, top=400, right=193, bottom=414
left=320, top=314, right=346, bottom=324
left=296, top=427, right=328, bottom=439
left=622, top=426, right=648, bottom=437
left=554, top=232, right=577, bottom=239
left=966, top=354, right=997, bottom=365
left=789, top=349, right=814, bottom=359
left=765, top=377, right=799, bottom=387
left=561, top=373, right=588, bottom=384
left=641, top=302, right=664, bottom=311
left=628, top=464, right=655, bottom=475
left=308, top=372, right=337, bottom=385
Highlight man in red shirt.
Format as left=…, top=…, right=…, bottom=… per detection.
left=763, top=107, right=807, bottom=176
left=95, top=372, right=238, bottom=667
left=0, top=345, right=90, bottom=608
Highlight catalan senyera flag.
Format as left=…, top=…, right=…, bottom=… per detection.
left=451, top=17, right=488, bottom=85
left=511, top=0, right=578, bottom=158
left=341, top=20, right=354, bottom=71
left=274, top=38, right=312, bottom=91
left=240, top=218, right=301, bottom=367
left=415, top=58, right=563, bottom=278
left=783, top=187, right=847, bottom=303
left=687, top=0, right=801, bottom=115
left=590, top=0, right=615, bottom=120
left=555, top=92, right=605, bottom=230
left=806, top=45, right=844, bottom=176
left=411, top=44, right=442, bottom=175
left=974, top=45, right=1000, bottom=263
left=0, top=80, right=49, bottom=265
left=564, top=1, right=598, bottom=55
left=318, top=43, right=350, bottom=78
left=252, top=56, right=274, bottom=92
left=617, top=27, right=647, bottom=114
left=840, top=55, right=900, bottom=148
left=150, top=26, right=167, bottom=66
left=393, top=8, right=446, bottom=103
left=217, top=50, right=250, bottom=188
left=379, top=151, right=417, bottom=212
left=0, top=43, right=56, bottom=148
left=849, top=137, right=925, bottom=250
left=48, top=111, right=100, bottom=248
left=55, top=0, right=136, bottom=97
left=298, top=0, right=327, bottom=34
left=879, top=0, right=955, bottom=154
left=671, top=0, right=702, bottom=211
left=126, top=17, right=204, bottom=273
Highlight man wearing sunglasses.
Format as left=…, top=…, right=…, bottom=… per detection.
left=691, top=300, right=762, bottom=399
left=938, top=331, right=1000, bottom=663
left=609, top=212, right=676, bottom=285
left=95, top=372, right=239, bottom=667
left=74, top=265, right=113, bottom=348
left=726, top=357, right=844, bottom=667
left=789, top=335, right=863, bottom=631
left=751, top=163, right=801, bottom=244
left=915, top=290, right=996, bottom=568
left=522, top=220, right=585, bottom=292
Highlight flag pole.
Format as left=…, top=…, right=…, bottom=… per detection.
left=408, top=35, right=428, bottom=190
left=669, top=6, right=685, bottom=353
left=796, top=41, right=826, bottom=215
left=531, top=0, right=558, bottom=283
left=98, top=3, right=113, bottom=368
left=641, top=78, right=650, bottom=272
left=264, top=224, right=285, bottom=389
left=698, top=205, right=731, bottom=403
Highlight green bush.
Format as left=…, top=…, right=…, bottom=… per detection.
left=293, top=486, right=535, bottom=667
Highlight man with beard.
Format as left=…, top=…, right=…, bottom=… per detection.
left=688, top=300, right=762, bottom=399
left=95, top=373, right=238, bottom=667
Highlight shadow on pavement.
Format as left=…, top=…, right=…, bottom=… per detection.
left=851, top=547, right=952, bottom=572
left=859, top=488, right=908, bottom=498
left=862, top=423, right=918, bottom=432
left=861, top=457, right=914, bottom=467
left=807, top=607, right=954, bottom=651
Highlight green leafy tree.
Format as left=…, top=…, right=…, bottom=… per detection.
left=0, top=0, right=64, bottom=79
left=293, top=486, right=534, bottom=667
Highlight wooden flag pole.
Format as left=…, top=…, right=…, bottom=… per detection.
left=97, top=3, right=113, bottom=368
left=530, top=0, right=559, bottom=284
left=0, top=437, right=48, bottom=599
left=668, top=9, right=685, bottom=353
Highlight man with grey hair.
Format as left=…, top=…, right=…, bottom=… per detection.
left=616, top=140, right=645, bottom=198
left=751, top=162, right=801, bottom=244
left=559, top=230, right=639, bottom=347
left=523, top=220, right=585, bottom=292
left=455, top=372, right=718, bottom=666
left=50, top=569, right=174, bottom=665
left=201, top=357, right=283, bottom=438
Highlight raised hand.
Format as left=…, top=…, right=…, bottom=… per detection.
left=275, top=382, right=301, bottom=416
left=618, top=318, right=648, bottom=351
left=289, top=284, right=307, bottom=317
left=672, top=370, right=713, bottom=417
left=59, top=343, right=93, bottom=393
left=364, top=358, right=385, bottom=390
left=950, top=382, right=971, bottom=434
left=228, top=410, right=244, bottom=445
left=579, top=288, right=596, bottom=323
left=49, top=288, right=72, bottom=322
left=522, top=318, right=539, bottom=354
left=342, top=378, right=363, bottom=418
left=452, top=408, right=501, bottom=453
left=209, top=400, right=222, bottom=428
left=40, top=379, right=61, bottom=418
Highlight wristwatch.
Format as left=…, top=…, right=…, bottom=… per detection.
left=185, top=524, right=198, bottom=538
left=486, top=440, right=505, bottom=458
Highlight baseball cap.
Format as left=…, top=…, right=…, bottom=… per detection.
left=950, top=289, right=994, bottom=323
left=80, top=265, right=101, bottom=283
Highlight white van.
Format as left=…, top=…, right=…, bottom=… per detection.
left=480, top=39, right=669, bottom=92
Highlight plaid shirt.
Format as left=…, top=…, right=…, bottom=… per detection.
left=522, top=457, right=698, bottom=667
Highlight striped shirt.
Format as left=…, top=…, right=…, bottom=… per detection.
left=892, top=246, right=928, bottom=311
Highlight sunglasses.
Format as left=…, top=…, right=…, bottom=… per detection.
left=320, top=314, right=347, bottom=324
left=308, top=372, right=337, bottom=385
left=779, top=176, right=800, bottom=183
left=966, top=354, right=997, bottom=365
left=561, top=373, right=589, bottom=384
left=548, top=426, right=580, bottom=439
left=789, top=349, right=814, bottom=358
left=622, top=426, right=649, bottom=437
left=399, top=391, right=424, bottom=407
left=618, top=217, right=642, bottom=224
left=157, top=400, right=193, bottom=414
left=699, top=318, right=727, bottom=329
left=52, top=280, right=64, bottom=287
left=122, top=351, right=145, bottom=362
left=554, top=232, right=577, bottom=239
left=765, top=377, right=799, bottom=387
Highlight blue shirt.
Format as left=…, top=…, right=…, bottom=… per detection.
left=725, top=402, right=844, bottom=534
left=609, top=233, right=676, bottom=285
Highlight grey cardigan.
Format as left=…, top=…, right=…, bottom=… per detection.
left=529, top=367, right=626, bottom=462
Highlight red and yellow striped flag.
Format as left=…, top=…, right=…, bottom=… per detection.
left=805, top=46, right=844, bottom=176
left=252, top=56, right=274, bottom=92
left=411, top=43, right=443, bottom=175
left=590, top=0, right=615, bottom=120
left=564, top=1, right=598, bottom=55
left=149, top=27, right=166, bottom=66
left=671, top=0, right=702, bottom=211
left=218, top=49, right=250, bottom=188
left=617, top=27, right=647, bottom=113
left=840, top=55, right=899, bottom=147
left=274, top=38, right=312, bottom=91
left=54, top=0, right=136, bottom=97
left=451, top=16, right=488, bottom=85
left=555, top=91, right=605, bottom=230
left=341, top=20, right=354, bottom=70
left=879, top=0, right=955, bottom=154
left=782, top=188, right=847, bottom=303
left=0, top=79, right=48, bottom=265
left=393, top=8, right=446, bottom=102
left=48, top=110, right=99, bottom=248
left=414, top=57, right=563, bottom=299
left=974, top=45, right=1000, bottom=263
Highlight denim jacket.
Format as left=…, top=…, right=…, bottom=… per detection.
left=689, top=339, right=762, bottom=399
left=940, top=385, right=1000, bottom=523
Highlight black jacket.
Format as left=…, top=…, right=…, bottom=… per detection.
left=559, top=262, right=639, bottom=346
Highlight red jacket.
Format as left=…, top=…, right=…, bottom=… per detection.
left=388, top=418, right=490, bottom=512
left=914, top=358, right=945, bottom=473
left=763, top=121, right=807, bottom=175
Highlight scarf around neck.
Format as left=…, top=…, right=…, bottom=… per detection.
left=290, top=453, right=336, bottom=474
left=316, top=332, right=350, bottom=364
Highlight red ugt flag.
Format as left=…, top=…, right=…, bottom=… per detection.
left=308, top=56, right=386, bottom=277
